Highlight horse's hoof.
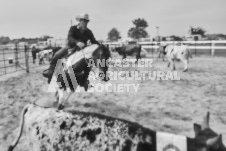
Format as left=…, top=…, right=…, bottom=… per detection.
left=58, top=104, right=65, bottom=110
left=8, top=145, right=14, bottom=151
left=102, top=77, right=109, bottom=82
left=104, top=79, right=109, bottom=82
left=84, top=83, right=94, bottom=91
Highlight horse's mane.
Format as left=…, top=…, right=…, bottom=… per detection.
left=100, top=44, right=111, bottom=59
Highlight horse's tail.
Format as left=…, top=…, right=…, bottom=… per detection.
left=8, top=104, right=30, bottom=151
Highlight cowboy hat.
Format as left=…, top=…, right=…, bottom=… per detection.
left=76, top=13, right=91, bottom=21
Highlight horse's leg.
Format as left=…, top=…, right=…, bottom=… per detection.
left=167, top=56, right=171, bottom=68
left=83, top=67, right=91, bottom=91
left=135, top=55, right=138, bottom=64
left=158, top=52, right=161, bottom=59
left=53, top=90, right=59, bottom=107
left=55, top=91, right=59, bottom=101
left=99, top=66, right=109, bottom=82
left=167, top=61, right=171, bottom=68
left=64, top=92, right=73, bottom=105
left=156, top=52, right=160, bottom=62
left=173, top=60, right=176, bottom=70
left=122, top=53, right=126, bottom=60
left=57, top=88, right=65, bottom=110
left=32, top=52, right=35, bottom=64
left=135, top=54, right=141, bottom=64
left=32, top=53, right=35, bottom=64
left=182, top=59, right=188, bottom=72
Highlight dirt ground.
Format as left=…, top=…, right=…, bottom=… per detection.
left=0, top=55, right=226, bottom=151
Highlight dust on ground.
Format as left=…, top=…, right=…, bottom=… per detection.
left=0, top=56, right=226, bottom=150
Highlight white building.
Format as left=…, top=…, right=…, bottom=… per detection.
left=47, top=38, right=67, bottom=47
left=185, top=34, right=202, bottom=41
left=18, top=42, right=28, bottom=46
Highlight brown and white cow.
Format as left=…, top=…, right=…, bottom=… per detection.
left=8, top=104, right=226, bottom=151
left=38, top=49, right=53, bottom=65
left=165, top=44, right=192, bottom=72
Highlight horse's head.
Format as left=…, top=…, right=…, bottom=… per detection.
left=92, top=44, right=111, bottom=81
left=189, top=112, right=226, bottom=151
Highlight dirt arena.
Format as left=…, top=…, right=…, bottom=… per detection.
left=0, top=55, right=226, bottom=150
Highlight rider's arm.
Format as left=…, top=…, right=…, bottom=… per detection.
left=67, top=26, right=78, bottom=48
left=88, top=30, right=100, bottom=45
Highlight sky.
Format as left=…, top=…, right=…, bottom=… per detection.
left=0, top=0, right=226, bottom=40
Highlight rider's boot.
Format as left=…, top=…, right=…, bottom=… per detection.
left=43, top=46, right=69, bottom=78
left=43, top=63, right=55, bottom=78
left=58, top=104, right=65, bottom=110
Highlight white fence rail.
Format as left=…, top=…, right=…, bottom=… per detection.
left=103, top=40, right=226, bottom=56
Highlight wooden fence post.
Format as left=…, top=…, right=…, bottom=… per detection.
left=211, top=40, right=215, bottom=56
left=151, top=43, right=153, bottom=58
left=15, top=43, right=19, bottom=68
left=24, top=45, right=29, bottom=73
left=2, top=47, right=6, bottom=74
left=195, top=40, right=197, bottom=56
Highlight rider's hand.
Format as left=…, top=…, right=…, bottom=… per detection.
left=77, top=42, right=85, bottom=49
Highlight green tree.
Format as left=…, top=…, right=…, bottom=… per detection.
left=107, top=28, right=121, bottom=41
left=0, top=36, right=10, bottom=45
left=162, top=37, right=166, bottom=41
left=170, top=35, right=183, bottom=41
left=128, top=18, right=148, bottom=40
left=40, top=35, right=53, bottom=41
left=188, top=26, right=206, bottom=36
left=205, top=34, right=226, bottom=40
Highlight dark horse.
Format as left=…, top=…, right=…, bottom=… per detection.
left=113, top=43, right=142, bottom=63
left=46, top=44, right=111, bottom=109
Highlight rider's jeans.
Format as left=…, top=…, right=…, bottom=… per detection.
left=50, top=45, right=70, bottom=66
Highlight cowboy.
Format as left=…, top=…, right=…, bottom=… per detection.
left=43, top=13, right=99, bottom=78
